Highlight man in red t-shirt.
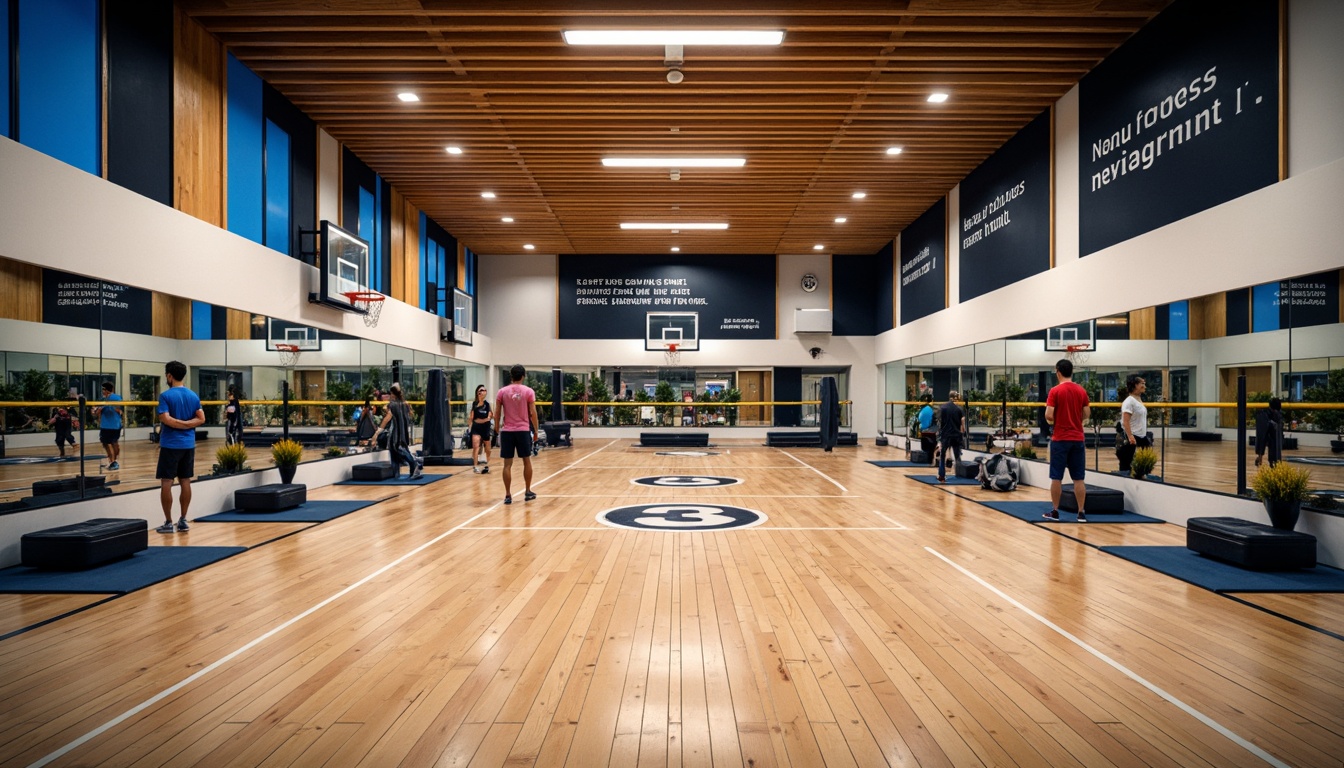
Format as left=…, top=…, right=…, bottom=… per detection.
left=1044, top=358, right=1091, bottom=521
left=494, top=364, right=540, bottom=505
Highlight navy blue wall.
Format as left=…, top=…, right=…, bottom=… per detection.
left=105, top=0, right=172, bottom=205
left=773, top=367, right=802, bottom=427
left=898, top=200, right=947, bottom=325
left=832, top=254, right=882, bottom=336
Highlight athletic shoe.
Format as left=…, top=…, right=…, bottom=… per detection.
left=524, top=490, right=537, bottom=502
left=1076, top=511, right=1087, bottom=523
left=481, top=466, right=489, bottom=474
left=504, top=495, right=512, bottom=505
left=156, top=523, right=175, bottom=534
left=107, top=461, right=119, bottom=470
left=937, top=476, right=946, bottom=483
left=473, top=466, right=482, bottom=474
left=176, top=519, right=190, bottom=532
left=1042, top=509, right=1059, bottom=521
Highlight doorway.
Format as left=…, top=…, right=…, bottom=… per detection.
left=737, top=370, right=772, bottom=426
left=1218, top=365, right=1271, bottom=428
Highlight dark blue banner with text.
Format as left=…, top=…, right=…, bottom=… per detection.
left=899, top=199, right=947, bottom=325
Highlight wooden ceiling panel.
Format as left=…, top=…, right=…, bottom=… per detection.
left=185, top=1, right=1168, bottom=255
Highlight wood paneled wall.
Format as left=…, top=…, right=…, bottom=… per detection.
left=1128, top=307, right=1156, bottom=340
left=1188, top=293, right=1227, bottom=340
left=226, top=308, right=252, bottom=340
left=172, top=7, right=224, bottom=227
left=0, top=257, right=43, bottom=323
left=152, top=292, right=192, bottom=339
left=401, top=198, right=419, bottom=309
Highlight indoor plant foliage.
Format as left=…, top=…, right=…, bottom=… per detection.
left=1250, top=461, right=1312, bottom=530
left=271, top=438, right=304, bottom=484
left=212, top=442, right=250, bottom=476
left=1013, top=443, right=1038, bottom=460
left=1130, top=446, right=1158, bottom=479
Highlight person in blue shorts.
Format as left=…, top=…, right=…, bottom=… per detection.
left=1043, top=359, right=1091, bottom=522
left=96, top=381, right=123, bottom=470
left=156, top=360, right=205, bottom=534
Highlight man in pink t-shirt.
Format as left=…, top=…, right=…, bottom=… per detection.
left=494, top=364, right=540, bottom=504
left=1044, top=358, right=1092, bottom=522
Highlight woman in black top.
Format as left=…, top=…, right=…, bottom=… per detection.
left=224, top=386, right=243, bottom=445
left=375, top=383, right=421, bottom=479
left=470, top=385, right=493, bottom=473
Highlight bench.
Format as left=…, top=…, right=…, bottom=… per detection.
left=1059, top=484, right=1125, bottom=513
left=640, top=432, right=709, bottom=447
left=1187, top=517, right=1316, bottom=570
left=1248, top=435, right=1298, bottom=450
left=32, top=475, right=107, bottom=496
left=22, top=518, right=148, bottom=570
left=234, top=483, right=307, bottom=512
left=1181, top=431, right=1222, bottom=441
left=351, top=461, right=396, bottom=481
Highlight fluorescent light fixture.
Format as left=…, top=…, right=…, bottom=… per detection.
left=523, top=244, right=535, bottom=250
left=834, top=217, right=847, bottom=224
left=602, top=157, right=745, bottom=168
left=670, top=246, right=681, bottom=252
left=813, top=245, right=825, bottom=251
left=620, top=222, right=728, bottom=230
left=501, top=217, right=514, bottom=223
left=481, top=191, right=496, bottom=199
left=564, top=30, right=783, bottom=46
left=397, top=92, right=419, bottom=102
left=886, top=146, right=903, bottom=155
left=927, top=92, right=949, bottom=103
left=851, top=192, right=867, bottom=199
left=445, top=145, right=463, bottom=155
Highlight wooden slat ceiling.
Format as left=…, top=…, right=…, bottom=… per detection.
left=183, top=0, right=1170, bottom=256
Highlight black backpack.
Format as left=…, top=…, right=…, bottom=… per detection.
left=978, top=454, right=1019, bottom=492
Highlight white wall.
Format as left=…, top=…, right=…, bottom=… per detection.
left=1288, top=0, right=1344, bottom=175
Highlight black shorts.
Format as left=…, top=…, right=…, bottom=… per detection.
left=55, top=431, right=76, bottom=446
left=499, top=430, right=533, bottom=459
left=471, top=423, right=493, bottom=439
left=156, top=447, right=196, bottom=480
left=100, top=428, right=121, bottom=446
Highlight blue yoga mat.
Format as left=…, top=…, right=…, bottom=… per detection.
left=198, top=499, right=381, bottom=523
left=908, top=475, right=980, bottom=486
left=866, top=460, right=930, bottom=468
left=980, top=500, right=1163, bottom=524
left=0, top=546, right=245, bottom=594
left=336, top=473, right=452, bottom=487
left=1101, top=546, right=1344, bottom=593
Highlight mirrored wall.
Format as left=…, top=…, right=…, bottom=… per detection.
left=884, top=269, right=1344, bottom=498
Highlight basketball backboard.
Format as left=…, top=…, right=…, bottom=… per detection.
left=645, top=311, right=700, bottom=351
left=265, top=317, right=321, bottom=351
left=1044, top=319, right=1096, bottom=352
left=312, top=220, right=370, bottom=312
left=452, top=288, right=474, bottom=345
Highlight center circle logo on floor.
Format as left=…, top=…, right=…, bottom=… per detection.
left=631, top=475, right=742, bottom=488
left=597, top=504, right=767, bottom=531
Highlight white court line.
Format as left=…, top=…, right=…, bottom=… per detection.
left=536, top=494, right=860, bottom=499
left=465, top=526, right=909, bottom=531
left=924, top=547, right=1290, bottom=768
left=574, top=465, right=811, bottom=470
left=27, top=442, right=617, bottom=768
left=869, top=510, right=910, bottom=530
left=779, top=451, right=849, bottom=493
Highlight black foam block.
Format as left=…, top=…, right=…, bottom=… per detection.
left=22, top=518, right=148, bottom=570
left=351, top=461, right=396, bottom=481
left=1186, top=517, right=1316, bottom=570
left=234, top=483, right=308, bottom=512
left=1059, top=484, right=1125, bottom=513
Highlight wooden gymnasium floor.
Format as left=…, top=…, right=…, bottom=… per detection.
left=1, top=440, right=1342, bottom=766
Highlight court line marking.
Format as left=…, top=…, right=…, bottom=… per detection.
left=465, top=526, right=911, bottom=531
left=528, top=494, right=861, bottom=499
left=924, top=546, right=1291, bottom=768
left=870, top=510, right=910, bottom=530
left=571, top=465, right=815, bottom=470
left=779, top=451, right=849, bottom=493
left=27, top=442, right=618, bottom=768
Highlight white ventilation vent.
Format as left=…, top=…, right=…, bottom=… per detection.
left=794, top=308, right=833, bottom=334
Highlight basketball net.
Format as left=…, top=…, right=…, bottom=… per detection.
left=663, top=343, right=680, bottom=366
left=344, top=291, right=385, bottom=328
left=1065, top=344, right=1090, bottom=368
left=276, top=343, right=302, bottom=368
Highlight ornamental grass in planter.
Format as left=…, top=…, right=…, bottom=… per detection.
left=1130, top=447, right=1158, bottom=479
left=212, top=443, right=250, bottom=476
left=271, top=438, right=304, bottom=485
left=1250, top=461, right=1312, bottom=530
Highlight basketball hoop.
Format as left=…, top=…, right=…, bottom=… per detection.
left=343, top=291, right=385, bottom=327
left=663, top=343, right=680, bottom=366
left=1065, top=344, right=1091, bottom=367
left=275, top=343, right=302, bottom=368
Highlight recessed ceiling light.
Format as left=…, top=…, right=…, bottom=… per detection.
left=445, top=146, right=463, bottom=155
left=834, top=217, right=847, bottom=224
left=620, top=222, right=728, bottom=230
left=927, top=92, right=949, bottom=103
left=501, top=217, right=514, bottom=223
left=670, top=246, right=681, bottom=252
left=481, top=192, right=496, bottom=199
left=523, top=244, right=535, bottom=250
left=397, top=92, right=419, bottom=102
left=813, top=245, right=825, bottom=251
left=563, top=30, right=783, bottom=46
left=886, top=146, right=903, bottom=155
left=602, top=157, right=745, bottom=168
left=852, top=192, right=867, bottom=199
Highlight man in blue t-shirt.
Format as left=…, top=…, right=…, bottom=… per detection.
left=916, top=394, right=937, bottom=465
left=156, top=360, right=205, bottom=534
left=96, top=381, right=124, bottom=470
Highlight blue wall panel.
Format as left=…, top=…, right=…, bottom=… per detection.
left=264, top=118, right=291, bottom=255
left=1, top=0, right=10, bottom=138
left=191, top=301, right=213, bottom=340
left=226, top=54, right=264, bottom=244
left=17, top=0, right=99, bottom=174
left=1251, top=282, right=1280, bottom=332
left=1168, top=301, right=1189, bottom=340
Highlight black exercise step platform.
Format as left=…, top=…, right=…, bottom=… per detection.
left=956, top=460, right=981, bottom=480
left=767, top=431, right=820, bottom=447
left=541, top=421, right=573, bottom=447
left=234, top=483, right=307, bottom=512
left=1186, top=517, right=1316, bottom=570
left=22, top=518, right=148, bottom=570
left=1059, top=484, right=1125, bottom=513
left=350, top=461, right=396, bottom=481
left=19, top=486, right=113, bottom=509
left=1181, top=431, right=1223, bottom=441
left=241, top=427, right=354, bottom=448
left=1249, top=435, right=1298, bottom=450
left=640, top=432, right=709, bottom=447
left=32, top=475, right=107, bottom=496
left=836, top=432, right=858, bottom=446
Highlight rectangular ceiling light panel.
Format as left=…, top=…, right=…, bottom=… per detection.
left=564, top=30, right=783, bottom=46
left=602, top=157, right=746, bottom=168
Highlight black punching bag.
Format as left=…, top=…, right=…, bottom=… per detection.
left=551, top=368, right=563, bottom=422
left=421, top=368, right=452, bottom=462
left=819, top=376, right=840, bottom=452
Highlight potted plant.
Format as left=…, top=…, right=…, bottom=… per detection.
left=212, top=442, right=250, bottom=476
left=1249, top=461, right=1312, bottom=530
left=1013, top=443, right=1038, bottom=460
left=1302, top=369, right=1344, bottom=453
left=271, top=438, right=304, bottom=485
left=324, top=446, right=346, bottom=459
left=1130, top=446, right=1158, bottom=480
